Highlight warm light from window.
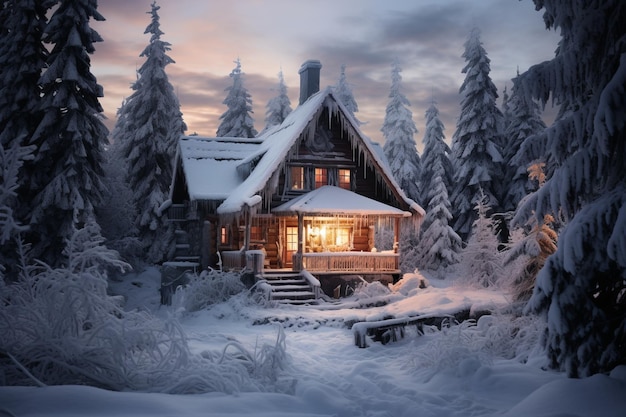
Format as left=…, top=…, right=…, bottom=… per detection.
left=286, top=227, right=298, bottom=251
left=339, top=169, right=351, bottom=190
left=221, top=226, right=228, bottom=245
left=290, top=166, right=304, bottom=190
left=315, top=168, right=327, bottom=189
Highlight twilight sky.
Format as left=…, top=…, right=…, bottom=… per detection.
left=90, top=0, right=560, bottom=149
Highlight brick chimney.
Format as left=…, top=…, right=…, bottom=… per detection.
left=298, top=59, right=322, bottom=105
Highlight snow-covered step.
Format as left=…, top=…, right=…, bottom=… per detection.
left=259, top=272, right=319, bottom=305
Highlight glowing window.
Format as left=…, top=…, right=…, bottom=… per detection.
left=338, top=169, right=351, bottom=190
left=290, top=166, right=304, bottom=190
left=286, top=227, right=298, bottom=251
left=335, top=228, right=351, bottom=247
left=315, top=168, right=327, bottom=189
left=220, top=226, right=229, bottom=245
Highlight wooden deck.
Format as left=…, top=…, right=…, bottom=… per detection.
left=296, top=252, right=399, bottom=273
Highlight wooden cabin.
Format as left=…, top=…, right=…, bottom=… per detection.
left=165, top=60, right=424, bottom=293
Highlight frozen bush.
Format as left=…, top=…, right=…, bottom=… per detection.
left=171, top=269, right=246, bottom=312
left=414, top=313, right=545, bottom=377
left=0, top=225, right=287, bottom=394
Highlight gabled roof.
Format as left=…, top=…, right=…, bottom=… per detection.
left=172, top=87, right=424, bottom=217
left=273, top=185, right=411, bottom=217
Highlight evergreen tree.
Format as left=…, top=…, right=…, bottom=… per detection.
left=217, top=59, right=257, bottom=138
left=502, top=72, right=546, bottom=212
left=27, top=0, right=108, bottom=265
left=519, top=0, right=626, bottom=377
left=415, top=173, right=462, bottom=275
left=415, top=101, right=460, bottom=273
left=0, top=144, right=34, bottom=250
left=450, top=27, right=503, bottom=242
left=334, top=64, right=360, bottom=124
left=113, top=1, right=185, bottom=264
left=382, top=59, right=421, bottom=203
left=419, top=101, right=454, bottom=204
left=0, top=0, right=48, bottom=149
left=458, top=190, right=502, bottom=288
left=0, top=0, right=50, bottom=251
left=263, top=69, right=292, bottom=129
left=501, top=84, right=512, bottom=133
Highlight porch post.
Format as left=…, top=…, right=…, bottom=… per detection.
left=296, top=213, right=304, bottom=271
left=394, top=217, right=400, bottom=253
left=243, top=204, right=251, bottom=251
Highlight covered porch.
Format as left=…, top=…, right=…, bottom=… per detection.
left=273, top=185, right=411, bottom=274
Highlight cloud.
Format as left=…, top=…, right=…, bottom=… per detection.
left=91, top=0, right=560, bottom=149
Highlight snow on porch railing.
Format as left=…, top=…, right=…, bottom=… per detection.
left=221, top=250, right=246, bottom=271
left=297, top=251, right=399, bottom=272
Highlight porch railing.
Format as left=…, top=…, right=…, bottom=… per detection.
left=220, top=250, right=246, bottom=271
left=221, top=250, right=400, bottom=273
left=295, top=251, right=399, bottom=273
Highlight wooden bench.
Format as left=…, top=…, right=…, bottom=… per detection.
left=351, top=309, right=483, bottom=348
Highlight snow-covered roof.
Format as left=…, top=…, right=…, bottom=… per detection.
left=177, top=136, right=263, bottom=201
left=273, top=185, right=412, bottom=217
left=174, top=87, right=424, bottom=218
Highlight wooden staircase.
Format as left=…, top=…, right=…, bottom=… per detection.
left=260, top=271, right=320, bottom=305
left=173, top=229, right=200, bottom=266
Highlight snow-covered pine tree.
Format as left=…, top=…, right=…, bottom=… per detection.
left=419, top=101, right=454, bottom=207
left=0, top=144, right=34, bottom=254
left=458, top=190, right=502, bottom=288
left=502, top=72, right=547, bottom=213
left=382, top=59, right=421, bottom=204
left=334, top=64, right=360, bottom=124
left=0, top=0, right=48, bottom=149
left=518, top=0, right=626, bottom=377
left=415, top=101, right=461, bottom=274
left=501, top=84, right=512, bottom=134
left=263, top=69, right=292, bottom=130
left=113, top=1, right=185, bottom=264
left=27, top=0, right=108, bottom=265
left=450, top=27, right=504, bottom=242
left=415, top=173, right=462, bottom=275
left=0, top=0, right=49, bottom=234
left=217, top=59, right=257, bottom=138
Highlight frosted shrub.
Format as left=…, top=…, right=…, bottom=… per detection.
left=415, top=314, right=545, bottom=376
left=457, top=192, right=504, bottom=288
left=0, top=226, right=287, bottom=393
left=351, top=280, right=390, bottom=299
left=172, top=269, right=246, bottom=312
left=415, top=320, right=491, bottom=377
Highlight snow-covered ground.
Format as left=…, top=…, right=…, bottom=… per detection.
left=1, top=268, right=625, bottom=417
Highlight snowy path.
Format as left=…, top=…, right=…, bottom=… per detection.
left=180, top=301, right=559, bottom=417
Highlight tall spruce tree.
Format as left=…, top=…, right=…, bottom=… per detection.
left=502, top=72, right=546, bottom=212
left=263, top=69, right=292, bottom=130
left=113, top=1, right=185, bottom=264
left=27, top=0, right=108, bottom=265
left=334, top=64, right=360, bottom=124
left=419, top=101, right=454, bottom=204
left=0, top=0, right=50, bottom=263
left=217, top=59, right=257, bottom=138
left=519, top=0, right=626, bottom=377
left=450, top=27, right=503, bottom=242
left=0, top=0, right=48, bottom=149
left=382, top=59, right=421, bottom=203
left=415, top=101, right=460, bottom=273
